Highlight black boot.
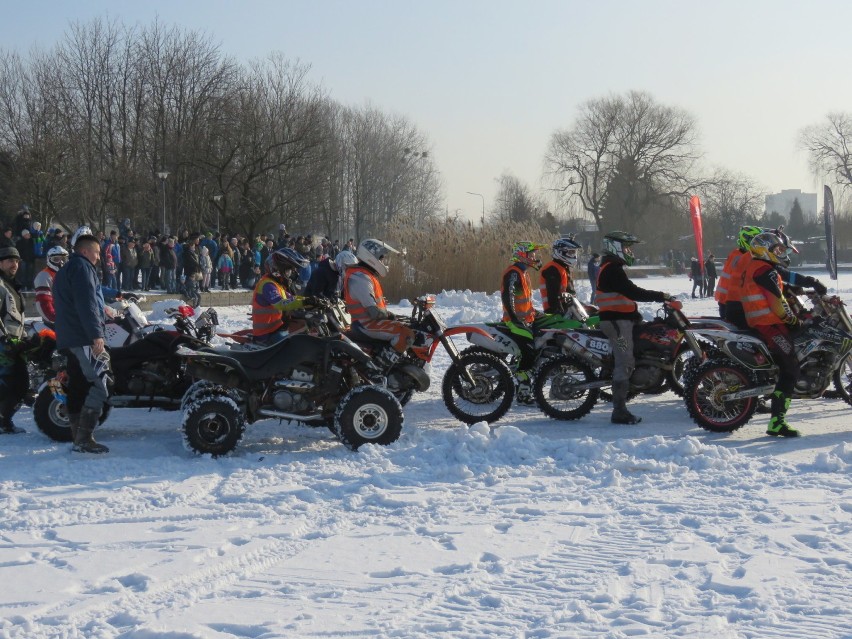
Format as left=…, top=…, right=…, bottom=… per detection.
left=72, top=407, right=109, bottom=453
left=610, top=380, right=642, bottom=424
left=0, top=401, right=26, bottom=434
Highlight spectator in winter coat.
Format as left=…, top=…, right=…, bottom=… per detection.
left=15, top=229, right=35, bottom=290
left=120, top=240, right=138, bottom=290
left=217, top=246, right=234, bottom=290
left=160, top=238, right=178, bottom=293
left=200, top=246, right=213, bottom=292
left=704, top=254, right=717, bottom=296
left=689, top=257, right=704, bottom=298
left=228, top=238, right=241, bottom=289
left=12, top=206, right=31, bottom=239
left=31, top=222, right=46, bottom=270
left=138, top=241, right=154, bottom=291
left=586, top=253, right=601, bottom=304
left=1, top=228, right=14, bottom=249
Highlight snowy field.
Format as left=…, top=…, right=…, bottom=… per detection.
left=1, top=272, right=851, bottom=639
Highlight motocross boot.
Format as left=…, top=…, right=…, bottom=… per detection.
left=610, top=380, right=642, bottom=425
left=0, top=399, right=26, bottom=434
left=515, top=371, right=535, bottom=406
left=71, top=407, right=109, bottom=454
left=766, top=390, right=800, bottom=437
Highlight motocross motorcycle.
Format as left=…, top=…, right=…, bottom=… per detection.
left=33, top=301, right=214, bottom=442
left=461, top=292, right=598, bottom=403
left=346, top=295, right=515, bottom=425
left=177, top=304, right=404, bottom=456
left=683, top=292, right=852, bottom=432
left=532, top=300, right=705, bottom=420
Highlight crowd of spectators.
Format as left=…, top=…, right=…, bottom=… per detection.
left=2, top=208, right=352, bottom=297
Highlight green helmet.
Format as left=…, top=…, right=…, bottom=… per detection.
left=737, top=226, right=764, bottom=251
left=602, top=231, right=642, bottom=266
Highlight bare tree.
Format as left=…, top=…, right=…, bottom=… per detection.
left=700, top=169, right=765, bottom=245
left=545, top=91, right=703, bottom=233
left=799, top=112, right=852, bottom=187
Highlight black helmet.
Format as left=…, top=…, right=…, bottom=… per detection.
left=265, top=247, right=309, bottom=281
left=602, top=231, right=642, bottom=266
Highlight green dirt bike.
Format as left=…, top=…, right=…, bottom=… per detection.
left=461, top=293, right=599, bottom=404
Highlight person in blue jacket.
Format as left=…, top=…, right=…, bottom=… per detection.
left=53, top=228, right=112, bottom=454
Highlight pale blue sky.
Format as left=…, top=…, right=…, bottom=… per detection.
left=2, top=0, right=850, bottom=221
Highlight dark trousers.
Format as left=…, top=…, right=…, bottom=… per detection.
left=754, top=324, right=800, bottom=395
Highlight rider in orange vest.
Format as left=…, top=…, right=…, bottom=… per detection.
left=595, top=231, right=677, bottom=425
left=251, top=248, right=311, bottom=344
left=539, top=237, right=581, bottom=315
left=343, top=239, right=414, bottom=364
left=500, top=241, right=546, bottom=404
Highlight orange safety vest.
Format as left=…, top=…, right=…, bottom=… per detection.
left=502, top=264, right=535, bottom=324
left=344, top=266, right=386, bottom=324
left=538, top=260, right=571, bottom=313
left=741, top=259, right=784, bottom=327
left=714, top=248, right=740, bottom=304
left=251, top=274, right=287, bottom=336
left=594, top=261, right=637, bottom=314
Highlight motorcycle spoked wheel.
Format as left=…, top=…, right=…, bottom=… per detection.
left=333, top=386, right=404, bottom=450
left=667, top=344, right=725, bottom=398
left=441, top=352, right=515, bottom=424
left=33, top=386, right=111, bottom=442
left=683, top=359, right=758, bottom=432
left=533, top=355, right=599, bottom=421
left=181, top=380, right=241, bottom=412
left=182, top=395, right=246, bottom=457
left=831, top=350, right=852, bottom=406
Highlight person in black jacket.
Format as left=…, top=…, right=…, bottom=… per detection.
left=53, top=230, right=111, bottom=453
left=0, top=246, right=28, bottom=434
left=305, top=250, right=359, bottom=299
left=689, top=257, right=704, bottom=298
left=704, top=254, right=717, bottom=296
left=595, top=231, right=678, bottom=425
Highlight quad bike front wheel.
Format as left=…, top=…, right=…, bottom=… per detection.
left=182, top=395, right=246, bottom=456
left=683, top=359, right=758, bottom=432
left=441, top=352, right=514, bottom=424
left=333, top=386, right=404, bottom=450
left=33, top=385, right=111, bottom=442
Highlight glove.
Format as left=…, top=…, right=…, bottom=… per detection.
left=667, top=299, right=683, bottom=311
left=812, top=280, right=828, bottom=296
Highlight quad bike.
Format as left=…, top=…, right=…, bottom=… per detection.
left=532, top=300, right=705, bottom=421
left=177, top=304, right=404, bottom=455
left=683, top=291, right=852, bottom=432
left=461, top=292, right=598, bottom=404
left=33, top=301, right=214, bottom=442
left=347, top=295, right=515, bottom=425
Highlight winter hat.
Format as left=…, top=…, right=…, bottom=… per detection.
left=0, top=246, right=22, bottom=260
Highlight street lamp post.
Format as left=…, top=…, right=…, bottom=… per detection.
left=156, top=171, right=169, bottom=234
left=212, top=194, right=223, bottom=233
left=466, top=191, right=485, bottom=226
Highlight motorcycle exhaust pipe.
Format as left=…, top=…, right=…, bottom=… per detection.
left=720, top=384, right=776, bottom=402
left=556, top=334, right=604, bottom=368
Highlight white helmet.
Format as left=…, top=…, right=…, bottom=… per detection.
left=71, top=225, right=95, bottom=248
left=333, top=250, right=359, bottom=272
left=47, top=246, right=69, bottom=271
left=356, top=239, right=399, bottom=278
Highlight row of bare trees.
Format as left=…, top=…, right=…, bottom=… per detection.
left=0, top=18, right=441, bottom=240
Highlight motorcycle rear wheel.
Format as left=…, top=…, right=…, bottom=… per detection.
left=832, top=351, right=852, bottom=406
left=683, top=359, right=758, bottom=432
left=34, top=386, right=111, bottom=442
left=442, top=352, right=514, bottom=424
left=533, top=355, right=599, bottom=421
left=333, top=386, right=404, bottom=450
left=182, top=396, right=245, bottom=456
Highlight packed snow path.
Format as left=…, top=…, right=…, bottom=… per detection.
left=1, top=277, right=850, bottom=638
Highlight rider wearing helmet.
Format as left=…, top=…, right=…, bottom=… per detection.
left=251, top=247, right=312, bottom=344
left=715, top=225, right=763, bottom=321
left=343, top=239, right=414, bottom=358
left=539, top=237, right=582, bottom=315
left=305, top=249, right=359, bottom=299
left=740, top=231, right=805, bottom=437
left=33, top=246, right=69, bottom=325
left=595, top=231, right=677, bottom=425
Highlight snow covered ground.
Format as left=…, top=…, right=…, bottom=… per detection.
left=1, top=273, right=851, bottom=639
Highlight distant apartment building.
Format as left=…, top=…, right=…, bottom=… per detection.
left=765, top=189, right=818, bottom=222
